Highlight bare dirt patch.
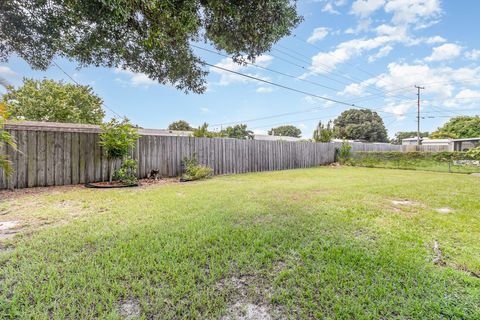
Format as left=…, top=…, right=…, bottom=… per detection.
left=391, top=200, right=422, bottom=206
left=0, top=184, right=83, bottom=201
left=435, top=207, right=454, bottom=214
left=221, top=302, right=273, bottom=320
left=216, top=274, right=286, bottom=320
left=0, top=220, right=20, bottom=242
left=117, top=298, right=141, bottom=319
left=139, top=178, right=178, bottom=188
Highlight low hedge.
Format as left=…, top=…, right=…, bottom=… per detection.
left=352, top=151, right=480, bottom=163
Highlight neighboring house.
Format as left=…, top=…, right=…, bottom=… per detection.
left=253, top=134, right=303, bottom=142
left=402, top=137, right=450, bottom=146
left=402, top=136, right=480, bottom=151
left=4, top=120, right=194, bottom=137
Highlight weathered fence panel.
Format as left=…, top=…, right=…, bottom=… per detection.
left=0, top=123, right=337, bottom=190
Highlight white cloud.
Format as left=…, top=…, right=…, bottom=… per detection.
left=306, top=34, right=406, bottom=76
left=114, top=68, right=157, bottom=87
left=465, top=49, right=480, bottom=61
left=368, top=45, right=393, bottom=62
left=210, top=55, right=273, bottom=86
left=425, top=35, right=446, bottom=44
left=307, top=27, right=329, bottom=44
left=425, top=43, right=462, bottom=62
left=322, top=3, right=340, bottom=14
left=351, top=0, right=385, bottom=17
left=200, top=107, right=210, bottom=113
left=0, top=66, right=16, bottom=78
left=338, top=61, right=480, bottom=116
left=256, top=87, right=274, bottom=93
left=384, top=0, right=442, bottom=26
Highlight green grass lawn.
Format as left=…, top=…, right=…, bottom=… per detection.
left=0, top=167, right=479, bottom=319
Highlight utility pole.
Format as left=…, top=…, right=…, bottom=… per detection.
left=415, top=85, right=425, bottom=145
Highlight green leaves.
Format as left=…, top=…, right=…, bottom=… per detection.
left=2, top=78, right=105, bottom=124
left=168, top=120, right=193, bottom=131
left=313, top=121, right=333, bottom=142
left=222, top=124, right=253, bottom=140
left=99, top=118, right=139, bottom=160
left=268, top=125, right=302, bottom=138
left=430, top=116, right=480, bottom=139
left=0, top=0, right=301, bottom=93
left=333, top=109, right=389, bottom=142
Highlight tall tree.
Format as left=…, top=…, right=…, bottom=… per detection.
left=333, top=109, right=388, bottom=142
left=192, top=123, right=223, bottom=138
left=313, top=120, right=333, bottom=142
left=268, top=125, right=302, bottom=138
left=2, top=78, right=105, bottom=124
left=391, top=131, right=429, bottom=144
left=430, top=116, right=480, bottom=139
left=222, top=124, right=253, bottom=140
left=168, top=120, right=193, bottom=131
left=0, top=1, right=301, bottom=93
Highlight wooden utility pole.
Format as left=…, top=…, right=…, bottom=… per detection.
left=415, top=85, right=425, bottom=145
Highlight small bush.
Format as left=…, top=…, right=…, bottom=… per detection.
left=337, top=140, right=352, bottom=164
left=113, top=158, right=138, bottom=185
left=181, top=155, right=213, bottom=181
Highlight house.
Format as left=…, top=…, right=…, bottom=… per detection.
left=253, top=134, right=303, bottom=142
left=402, top=136, right=480, bottom=151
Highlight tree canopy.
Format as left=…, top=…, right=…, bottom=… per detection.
left=222, top=124, right=253, bottom=140
left=0, top=1, right=301, bottom=93
left=313, top=120, right=333, bottom=142
left=168, top=120, right=193, bottom=131
left=2, top=78, right=105, bottom=124
left=268, top=125, right=301, bottom=138
left=430, top=116, right=480, bottom=139
left=333, top=109, right=388, bottom=142
left=391, top=131, right=429, bottom=144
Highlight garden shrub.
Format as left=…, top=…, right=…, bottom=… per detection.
left=99, top=118, right=139, bottom=182
left=350, top=151, right=480, bottom=173
left=181, top=155, right=213, bottom=181
left=337, top=140, right=352, bottom=164
left=113, top=158, right=138, bottom=185
left=0, top=103, right=16, bottom=176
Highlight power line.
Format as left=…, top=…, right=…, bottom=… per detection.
left=191, top=44, right=342, bottom=93
left=52, top=61, right=124, bottom=118
left=204, top=61, right=360, bottom=108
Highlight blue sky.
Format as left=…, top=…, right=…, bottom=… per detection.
left=1, top=0, right=480, bottom=138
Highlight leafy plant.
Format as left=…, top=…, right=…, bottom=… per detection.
left=430, top=116, right=480, bottom=139
left=313, top=120, right=333, bottom=142
left=337, top=140, right=352, bottom=164
left=113, top=158, right=138, bottom=185
left=268, top=125, right=302, bottom=138
left=181, top=155, right=213, bottom=181
left=221, top=124, right=253, bottom=140
left=2, top=78, right=104, bottom=124
left=333, top=109, right=389, bottom=142
left=0, top=102, right=16, bottom=176
left=193, top=123, right=224, bottom=138
left=0, top=1, right=301, bottom=93
left=466, top=146, right=480, bottom=159
left=168, top=120, right=193, bottom=131
left=99, top=118, right=139, bottom=182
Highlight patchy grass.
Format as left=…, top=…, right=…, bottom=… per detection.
left=0, top=167, right=479, bottom=319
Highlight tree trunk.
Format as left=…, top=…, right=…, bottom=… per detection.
left=109, top=160, right=114, bottom=183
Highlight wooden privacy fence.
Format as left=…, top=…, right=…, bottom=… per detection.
left=0, top=122, right=337, bottom=190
